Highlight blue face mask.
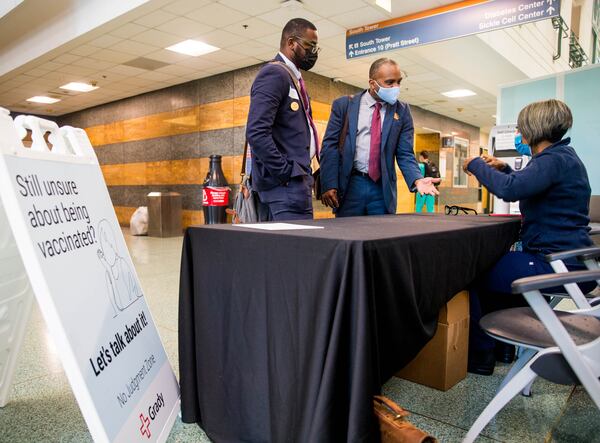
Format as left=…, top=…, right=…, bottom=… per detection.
left=514, top=134, right=532, bottom=156
left=375, top=82, right=400, bottom=105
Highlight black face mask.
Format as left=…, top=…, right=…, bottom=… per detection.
left=293, top=45, right=318, bottom=71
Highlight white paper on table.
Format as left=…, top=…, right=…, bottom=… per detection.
left=235, top=223, right=324, bottom=231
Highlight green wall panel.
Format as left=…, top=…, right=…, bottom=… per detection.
left=500, top=77, right=556, bottom=125
left=565, top=67, right=600, bottom=194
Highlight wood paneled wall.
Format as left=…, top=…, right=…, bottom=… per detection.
left=58, top=65, right=359, bottom=227
left=58, top=64, right=480, bottom=227
left=94, top=100, right=333, bottom=226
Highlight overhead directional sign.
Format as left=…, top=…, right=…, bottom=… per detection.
left=346, top=0, right=560, bottom=59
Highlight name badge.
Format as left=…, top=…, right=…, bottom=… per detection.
left=289, top=87, right=300, bottom=100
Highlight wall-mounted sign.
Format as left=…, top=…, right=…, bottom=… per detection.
left=442, top=136, right=454, bottom=147
left=346, top=0, right=560, bottom=59
left=489, top=123, right=518, bottom=154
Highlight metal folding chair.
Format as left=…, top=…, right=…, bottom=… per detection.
left=545, top=247, right=600, bottom=309
left=496, top=247, right=600, bottom=397
left=463, top=270, right=600, bottom=442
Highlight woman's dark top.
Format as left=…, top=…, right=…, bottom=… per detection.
left=468, top=138, right=592, bottom=254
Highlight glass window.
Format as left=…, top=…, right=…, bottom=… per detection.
left=453, top=137, right=469, bottom=187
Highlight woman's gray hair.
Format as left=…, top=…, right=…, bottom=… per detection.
left=517, top=99, right=573, bottom=148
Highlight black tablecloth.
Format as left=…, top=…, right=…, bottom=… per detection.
left=179, top=214, right=520, bottom=443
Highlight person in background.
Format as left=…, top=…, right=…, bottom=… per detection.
left=246, top=18, right=320, bottom=220
left=416, top=151, right=437, bottom=213
left=462, top=99, right=595, bottom=375
left=320, top=58, right=439, bottom=216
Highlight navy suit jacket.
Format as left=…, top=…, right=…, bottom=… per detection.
left=246, top=54, right=312, bottom=192
left=320, top=91, right=422, bottom=214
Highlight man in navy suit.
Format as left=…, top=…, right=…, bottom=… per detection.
left=320, top=58, right=439, bottom=216
left=246, top=18, right=320, bottom=220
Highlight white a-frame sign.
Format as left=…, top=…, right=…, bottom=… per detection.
left=0, top=109, right=179, bottom=442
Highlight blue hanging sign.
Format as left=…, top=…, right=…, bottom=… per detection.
left=346, top=0, right=560, bottom=59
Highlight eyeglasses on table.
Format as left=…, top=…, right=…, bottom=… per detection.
left=445, top=205, right=478, bottom=216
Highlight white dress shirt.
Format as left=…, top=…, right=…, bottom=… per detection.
left=354, top=91, right=387, bottom=173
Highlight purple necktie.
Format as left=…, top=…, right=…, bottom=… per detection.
left=298, top=77, right=320, bottom=158
left=369, top=102, right=382, bottom=182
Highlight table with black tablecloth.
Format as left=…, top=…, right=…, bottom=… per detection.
left=178, top=214, right=520, bottom=443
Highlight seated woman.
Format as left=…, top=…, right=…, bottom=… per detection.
left=462, top=99, right=594, bottom=375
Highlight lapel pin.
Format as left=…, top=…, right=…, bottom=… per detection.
left=393, top=113, right=399, bottom=120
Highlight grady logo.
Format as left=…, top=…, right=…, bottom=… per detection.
left=139, top=413, right=151, bottom=439
left=138, top=393, right=165, bottom=439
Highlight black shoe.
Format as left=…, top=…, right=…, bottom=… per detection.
left=494, top=342, right=516, bottom=364
left=468, top=349, right=495, bottom=376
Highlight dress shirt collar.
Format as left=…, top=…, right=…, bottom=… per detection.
left=363, top=90, right=381, bottom=108
left=278, top=52, right=301, bottom=79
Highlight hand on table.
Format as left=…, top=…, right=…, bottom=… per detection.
left=414, top=177, right=440, bottom=196
left=321, top=189, right=339, bottom=208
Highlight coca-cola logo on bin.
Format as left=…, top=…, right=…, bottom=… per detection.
left=202, top=186, right=230, bottom=206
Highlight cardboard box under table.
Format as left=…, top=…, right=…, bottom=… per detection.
left=396, top=291, right=469, bottom=391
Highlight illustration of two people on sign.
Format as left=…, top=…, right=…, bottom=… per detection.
left=97, top=220, right=142, bottom=317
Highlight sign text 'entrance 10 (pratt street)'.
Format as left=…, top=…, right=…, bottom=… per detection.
left=346, top=0, right=560, bottom=59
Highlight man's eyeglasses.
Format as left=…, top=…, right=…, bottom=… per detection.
left=293, top=36, right=321, bottom=54
left=444, top=205, right=478, bottom=216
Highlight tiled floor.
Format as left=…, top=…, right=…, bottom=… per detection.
left=0, top=230, right=598, bottom=442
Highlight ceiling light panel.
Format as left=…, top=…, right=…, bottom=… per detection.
left=27, top=96, right=61, bottom=104
left=441, top=89, right=477, bottom=98
left=166, top=40, right=220, bottom=57
left=375, top=0, right=392, bottom=13
left=60, top=82, right=99, bottom=92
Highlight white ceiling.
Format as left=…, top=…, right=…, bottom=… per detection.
left=0, top=0, right=527, bottom=130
